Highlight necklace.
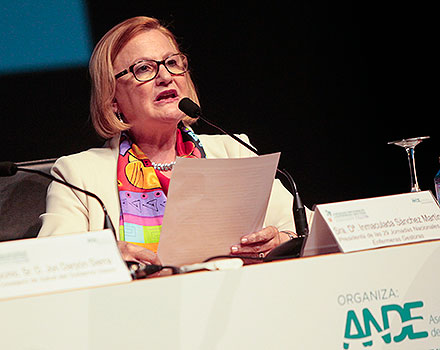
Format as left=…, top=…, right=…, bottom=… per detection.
left=151, top=161, right=176, bottom=171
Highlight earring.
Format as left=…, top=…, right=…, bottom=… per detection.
left=116, top=112, right=124, bottom=122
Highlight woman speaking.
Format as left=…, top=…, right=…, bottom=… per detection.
left=38, top=16, right=306, bottom=267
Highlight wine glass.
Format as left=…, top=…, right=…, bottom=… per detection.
left=388, top=136, right=430, bottom=192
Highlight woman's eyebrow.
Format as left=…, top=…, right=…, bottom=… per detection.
left=130, top=52, right=178, bottom=65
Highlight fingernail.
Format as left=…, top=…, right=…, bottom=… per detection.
left=241, top=237, right=248, bottom=244
left=231, top=246, right=239, bottom=253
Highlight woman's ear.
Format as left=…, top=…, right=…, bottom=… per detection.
left=112, top=100, right=126, bottom=123
left=112, top=100, right=119, bottom=115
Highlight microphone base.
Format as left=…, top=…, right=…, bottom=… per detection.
left=263, top=236, right=308, bottom=262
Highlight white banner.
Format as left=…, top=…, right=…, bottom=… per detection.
left=304, top=191, right=440, bottom=256
left=0, top=230, right=132, bottom=300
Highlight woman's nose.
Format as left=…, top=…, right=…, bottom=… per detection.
left=155, top=64, right=173, bottom=85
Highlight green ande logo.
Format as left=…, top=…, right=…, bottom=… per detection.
left=343, top=301, right=428, bottom=348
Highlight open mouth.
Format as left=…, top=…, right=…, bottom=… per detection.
left=155, top=89, right=178, bottom=102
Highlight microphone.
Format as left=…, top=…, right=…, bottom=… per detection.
left=0, top=161, right=117, bottom=238
left=178, top=98, right=309, bottom=261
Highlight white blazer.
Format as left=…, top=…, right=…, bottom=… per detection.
left=38, top=133, right=299, bottom=238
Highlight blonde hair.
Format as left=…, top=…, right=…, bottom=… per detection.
left=89, top=16, right=199, bottom=139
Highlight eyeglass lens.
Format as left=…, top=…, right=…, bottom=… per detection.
left=133, top=54, right=187, bottom=81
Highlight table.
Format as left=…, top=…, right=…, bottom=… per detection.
left=1, top=240, right=439, bottom=349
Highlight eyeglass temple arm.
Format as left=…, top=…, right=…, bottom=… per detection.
left=115, top=70, right=128, bottom=79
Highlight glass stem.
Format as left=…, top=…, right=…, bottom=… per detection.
left=406, top=147, right=420, bottom=192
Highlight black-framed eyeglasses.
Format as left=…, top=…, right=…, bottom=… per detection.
left=115, top=53, right=188, bottom=82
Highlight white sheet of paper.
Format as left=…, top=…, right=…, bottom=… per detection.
left=157, top=153, right=280, bottom=266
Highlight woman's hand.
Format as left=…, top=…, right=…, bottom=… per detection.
left=117, top=241, right=161, bottom=265
left=230, top=226, right=291, bottom=261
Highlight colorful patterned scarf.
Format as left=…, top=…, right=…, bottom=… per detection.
left=117, top=123, right=205, bottom=252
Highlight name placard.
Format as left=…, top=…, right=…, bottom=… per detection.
left=303, top=191, right=440, bottom=256
left=0, top=230, right=132, bottom=300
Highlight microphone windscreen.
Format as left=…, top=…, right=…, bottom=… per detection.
left=179, top=98, right=201, bottom=119
left=0, top=162, right=18, bottom=177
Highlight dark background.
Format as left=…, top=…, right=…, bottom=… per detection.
left=1, top=1, right=437, bottom=208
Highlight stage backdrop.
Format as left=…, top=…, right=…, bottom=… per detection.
left=1, top=1, right=437, bottom=208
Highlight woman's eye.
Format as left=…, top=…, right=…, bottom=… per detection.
left=167, top=59, right=177, bottom=67
left=135, top=63, right=154, bottom=74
